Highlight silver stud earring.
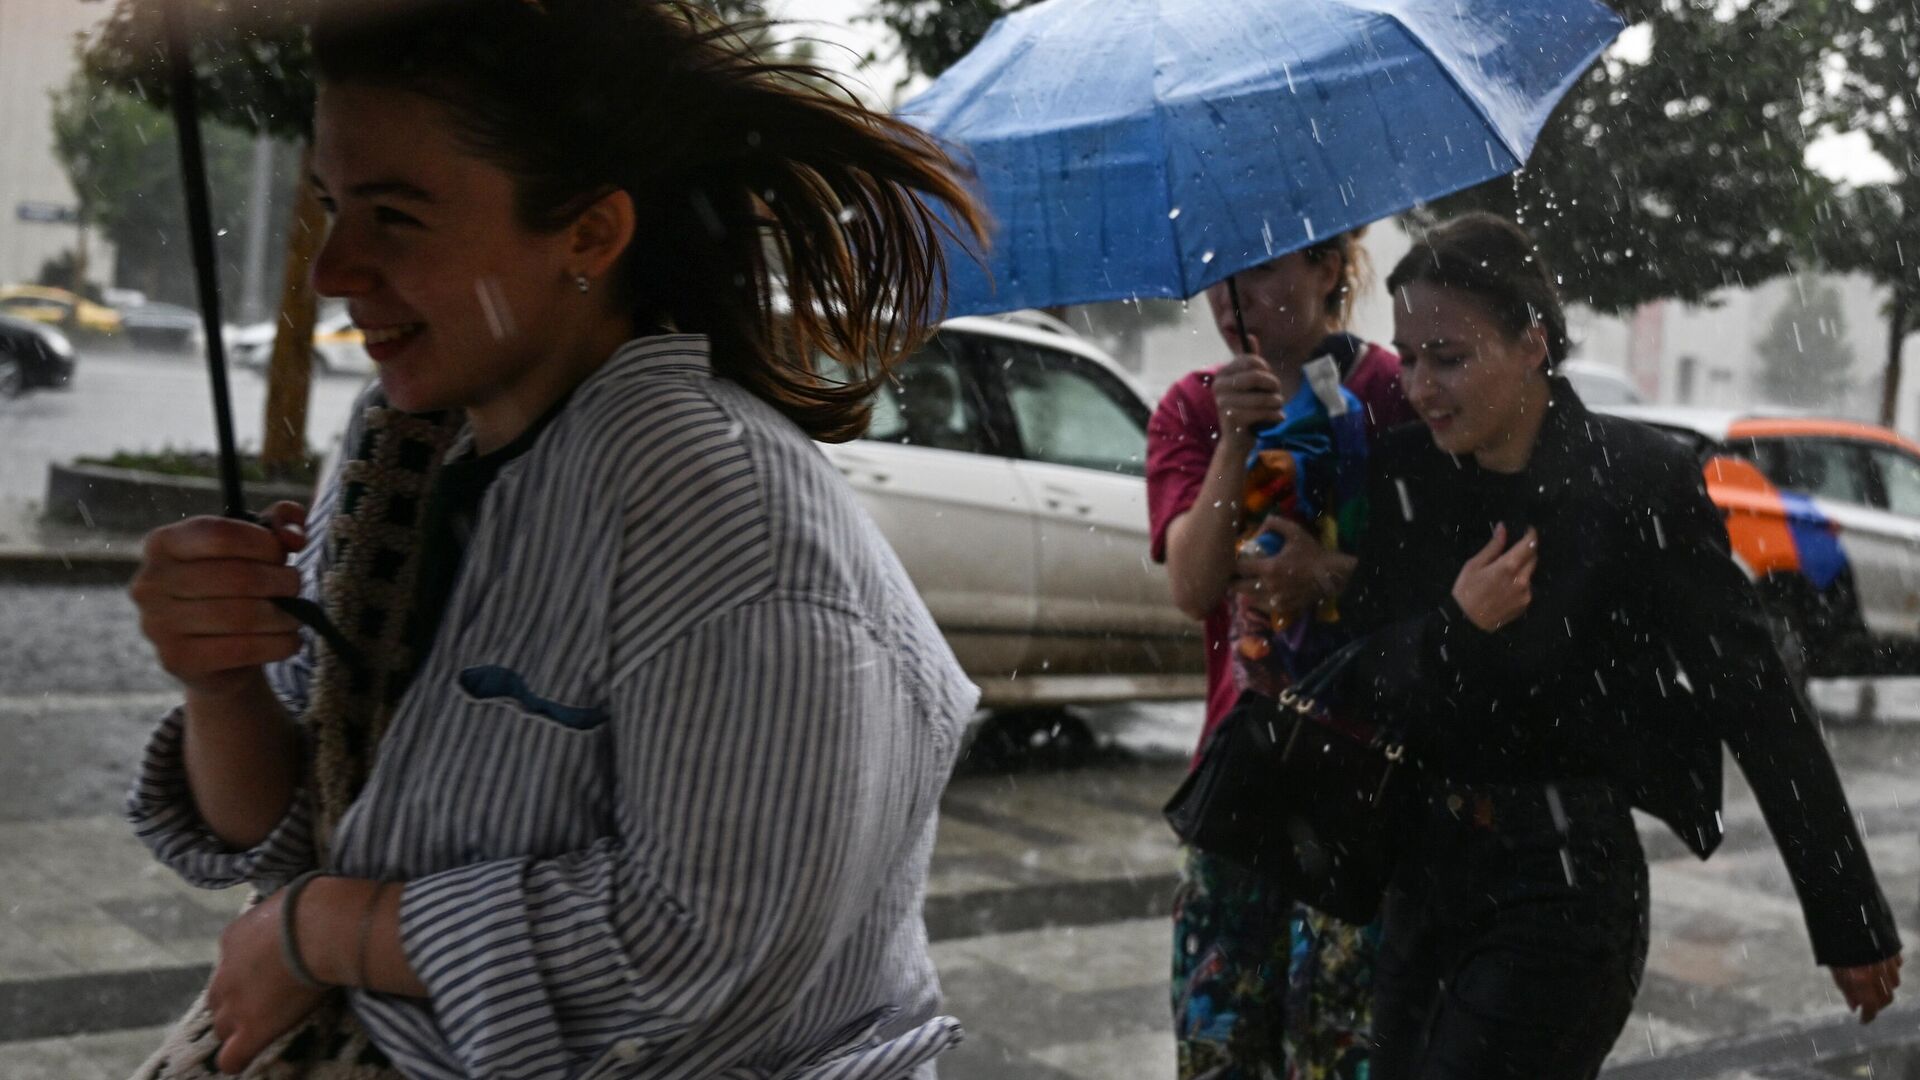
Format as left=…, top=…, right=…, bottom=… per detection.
left=574, top=275, right=591, bottom=294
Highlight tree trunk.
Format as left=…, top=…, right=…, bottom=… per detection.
left=1882, top=290, right=1909, bottom=429
left=74, top=217, right=89, bottom=295
left=260, top=144, right=324, bottom=479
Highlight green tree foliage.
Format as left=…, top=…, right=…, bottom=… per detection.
left=1755, top=280, right=1856, bottom=408
left=1814, top=2, right=1920, bottom=423
left=48, top=69, right=260, bottom=305
left=1427, top=0, right=1835, bottom=315
left=866, top=0, right=1034, bottom=86
left=82, top=0, right=317, bottom=139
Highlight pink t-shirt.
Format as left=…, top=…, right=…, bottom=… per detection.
left=1145, top=340, right=1413, bottom=754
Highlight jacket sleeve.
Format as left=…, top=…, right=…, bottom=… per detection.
left=1341, top=453, right=1497, bottom=741
left=1649, top=464, right=1899, bottom=968
left=396, top=596, right=956, bottom=1079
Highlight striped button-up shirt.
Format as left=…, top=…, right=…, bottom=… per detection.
left=129, top=335, right=978, bottom=1079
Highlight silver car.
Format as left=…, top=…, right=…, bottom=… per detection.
left=819, top=313, right=1203, bottom=711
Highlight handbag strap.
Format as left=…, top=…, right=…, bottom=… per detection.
left=1276, top=634, right=1412, bottom=758
left=1285, top=636, right=1368, bottom=704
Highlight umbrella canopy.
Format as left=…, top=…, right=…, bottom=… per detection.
left=901, top=0, right=1624, bottom=317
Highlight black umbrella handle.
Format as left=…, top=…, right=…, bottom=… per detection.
left=161, top=0, right=246, bottom=518
left=163, top=0, right=366, bottom=679
left=1226, top=276, right=1253, bottom=354
left=274, top=595, right=368, bottom=674
left=240, top=511, right=370, bottom=676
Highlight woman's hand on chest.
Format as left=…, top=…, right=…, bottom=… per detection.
left=1451, top=523, right=1539, bottom=633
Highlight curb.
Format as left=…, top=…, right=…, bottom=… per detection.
left=0, top=545, right=141, bottom=584
left=44, top=461, right=310, bottom=534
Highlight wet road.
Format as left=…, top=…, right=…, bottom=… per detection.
left=0, top=343, right=367, bottom=506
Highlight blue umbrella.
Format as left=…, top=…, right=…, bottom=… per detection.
left=901, top=0, right=1624, bottom=322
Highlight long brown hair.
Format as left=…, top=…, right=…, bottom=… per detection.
left=312, top=0, right=987, bottom=441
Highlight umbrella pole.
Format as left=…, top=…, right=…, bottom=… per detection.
left=160, top=0, right=368, bottom=674
left=1226, top=276, right=1253, bottom=355
left=161, top=0, right=246, bottom=518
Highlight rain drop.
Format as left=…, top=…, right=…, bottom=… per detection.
left=1168, top=207, right=1182, bottom=220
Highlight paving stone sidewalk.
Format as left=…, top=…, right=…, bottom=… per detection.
left=2, top=711, right=1918, bottom=1079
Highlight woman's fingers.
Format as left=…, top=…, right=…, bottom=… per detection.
left=1451, top=525, right=1540, bottom=631
left=143, top=596, right=304, bottom=638
left=130, top=514, right=310, bottom=690
left=138, top=558, right=302, bottom=603
left=1489, top=526, right=1539, bottom=567
left=1832, top=960, right=1900, bottom=1023
left=1264, top=518, right=1317, bottom=546
left=151, top=632, right=304, bottom=680
left=257, top=501, right=310, bottom=554
left=1213, top=353, right=1287, bottom=435
left=144, top=515, right=293, bottom=565
left=217, top=1028, right=263, bottom=1075
left=1467, top=524, right=1509, bottom=567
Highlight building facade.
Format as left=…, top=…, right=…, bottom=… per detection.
left=0, top=0, right=111, bottom=288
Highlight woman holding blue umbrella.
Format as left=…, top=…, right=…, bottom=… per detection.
left=1149, top=228, right=1411, bottom=1080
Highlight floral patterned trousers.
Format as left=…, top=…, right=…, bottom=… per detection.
left=1171, top=848, right=1379, bottom=1080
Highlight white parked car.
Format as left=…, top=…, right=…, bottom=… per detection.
left=819, top=312, right=1203, bottom=710
left=1561, top=359, right=1643, bottom=406
left=229, top=303, right=373, bottom=377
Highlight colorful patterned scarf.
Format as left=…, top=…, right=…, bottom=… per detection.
left=1232, top=365, right=1370, bottom=700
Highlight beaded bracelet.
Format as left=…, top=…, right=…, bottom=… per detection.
left=278, top=870, right=326, bottom=990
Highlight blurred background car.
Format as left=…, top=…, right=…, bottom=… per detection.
left=118, top=301, right=205, bottom=353
left=0, top=313, right=77, bottom=398
left=818, top=311, right=1204, bottom=715
left=1603, top=404, right=1920, bottom=688
left=0, top=284, right=123, bottom=338
left=1562, top=358, right=1644, bottom=406
left=229, top=301, right=372, bottom=377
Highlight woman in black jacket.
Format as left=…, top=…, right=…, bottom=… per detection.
left=1346, top=212, right=1903, bottom=1079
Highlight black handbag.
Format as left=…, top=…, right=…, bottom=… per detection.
left=1163, top=637, right=1409, bottom=924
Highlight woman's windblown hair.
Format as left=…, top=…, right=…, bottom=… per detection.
left=314, top=0, right=988, bottom=441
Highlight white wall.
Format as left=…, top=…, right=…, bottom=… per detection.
left=0, top=0, right=110, bottom=287
left=1579, top=271, right=1909, bottom=431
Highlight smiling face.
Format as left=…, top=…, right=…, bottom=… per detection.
left=1392, top=279, right=1551, bottom=471
left=309, top=82, right=634, bottom=446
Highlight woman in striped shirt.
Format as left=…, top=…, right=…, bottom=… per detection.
left=124, top=2, right=986, bottom=1076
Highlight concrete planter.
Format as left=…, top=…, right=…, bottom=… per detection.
left=44, top=461, right=314, bottom=534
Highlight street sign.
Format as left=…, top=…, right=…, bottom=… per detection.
left=16, top=201, right=79, bottom=224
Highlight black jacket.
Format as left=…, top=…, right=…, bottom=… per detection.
left=1345, top=380, right=1898, bottom=967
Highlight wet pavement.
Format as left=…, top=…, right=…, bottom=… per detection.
left=3, top=581, right=1920, bottom=1078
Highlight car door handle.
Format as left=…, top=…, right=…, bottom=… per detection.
left=835, top=463, right=891, bottom=484
left=1042, top=487, right=1092, bottom=516
left=831, top=453, right=892, bottom=485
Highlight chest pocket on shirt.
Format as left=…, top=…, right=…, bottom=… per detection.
left=457, top=664, right=608, bottom=730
